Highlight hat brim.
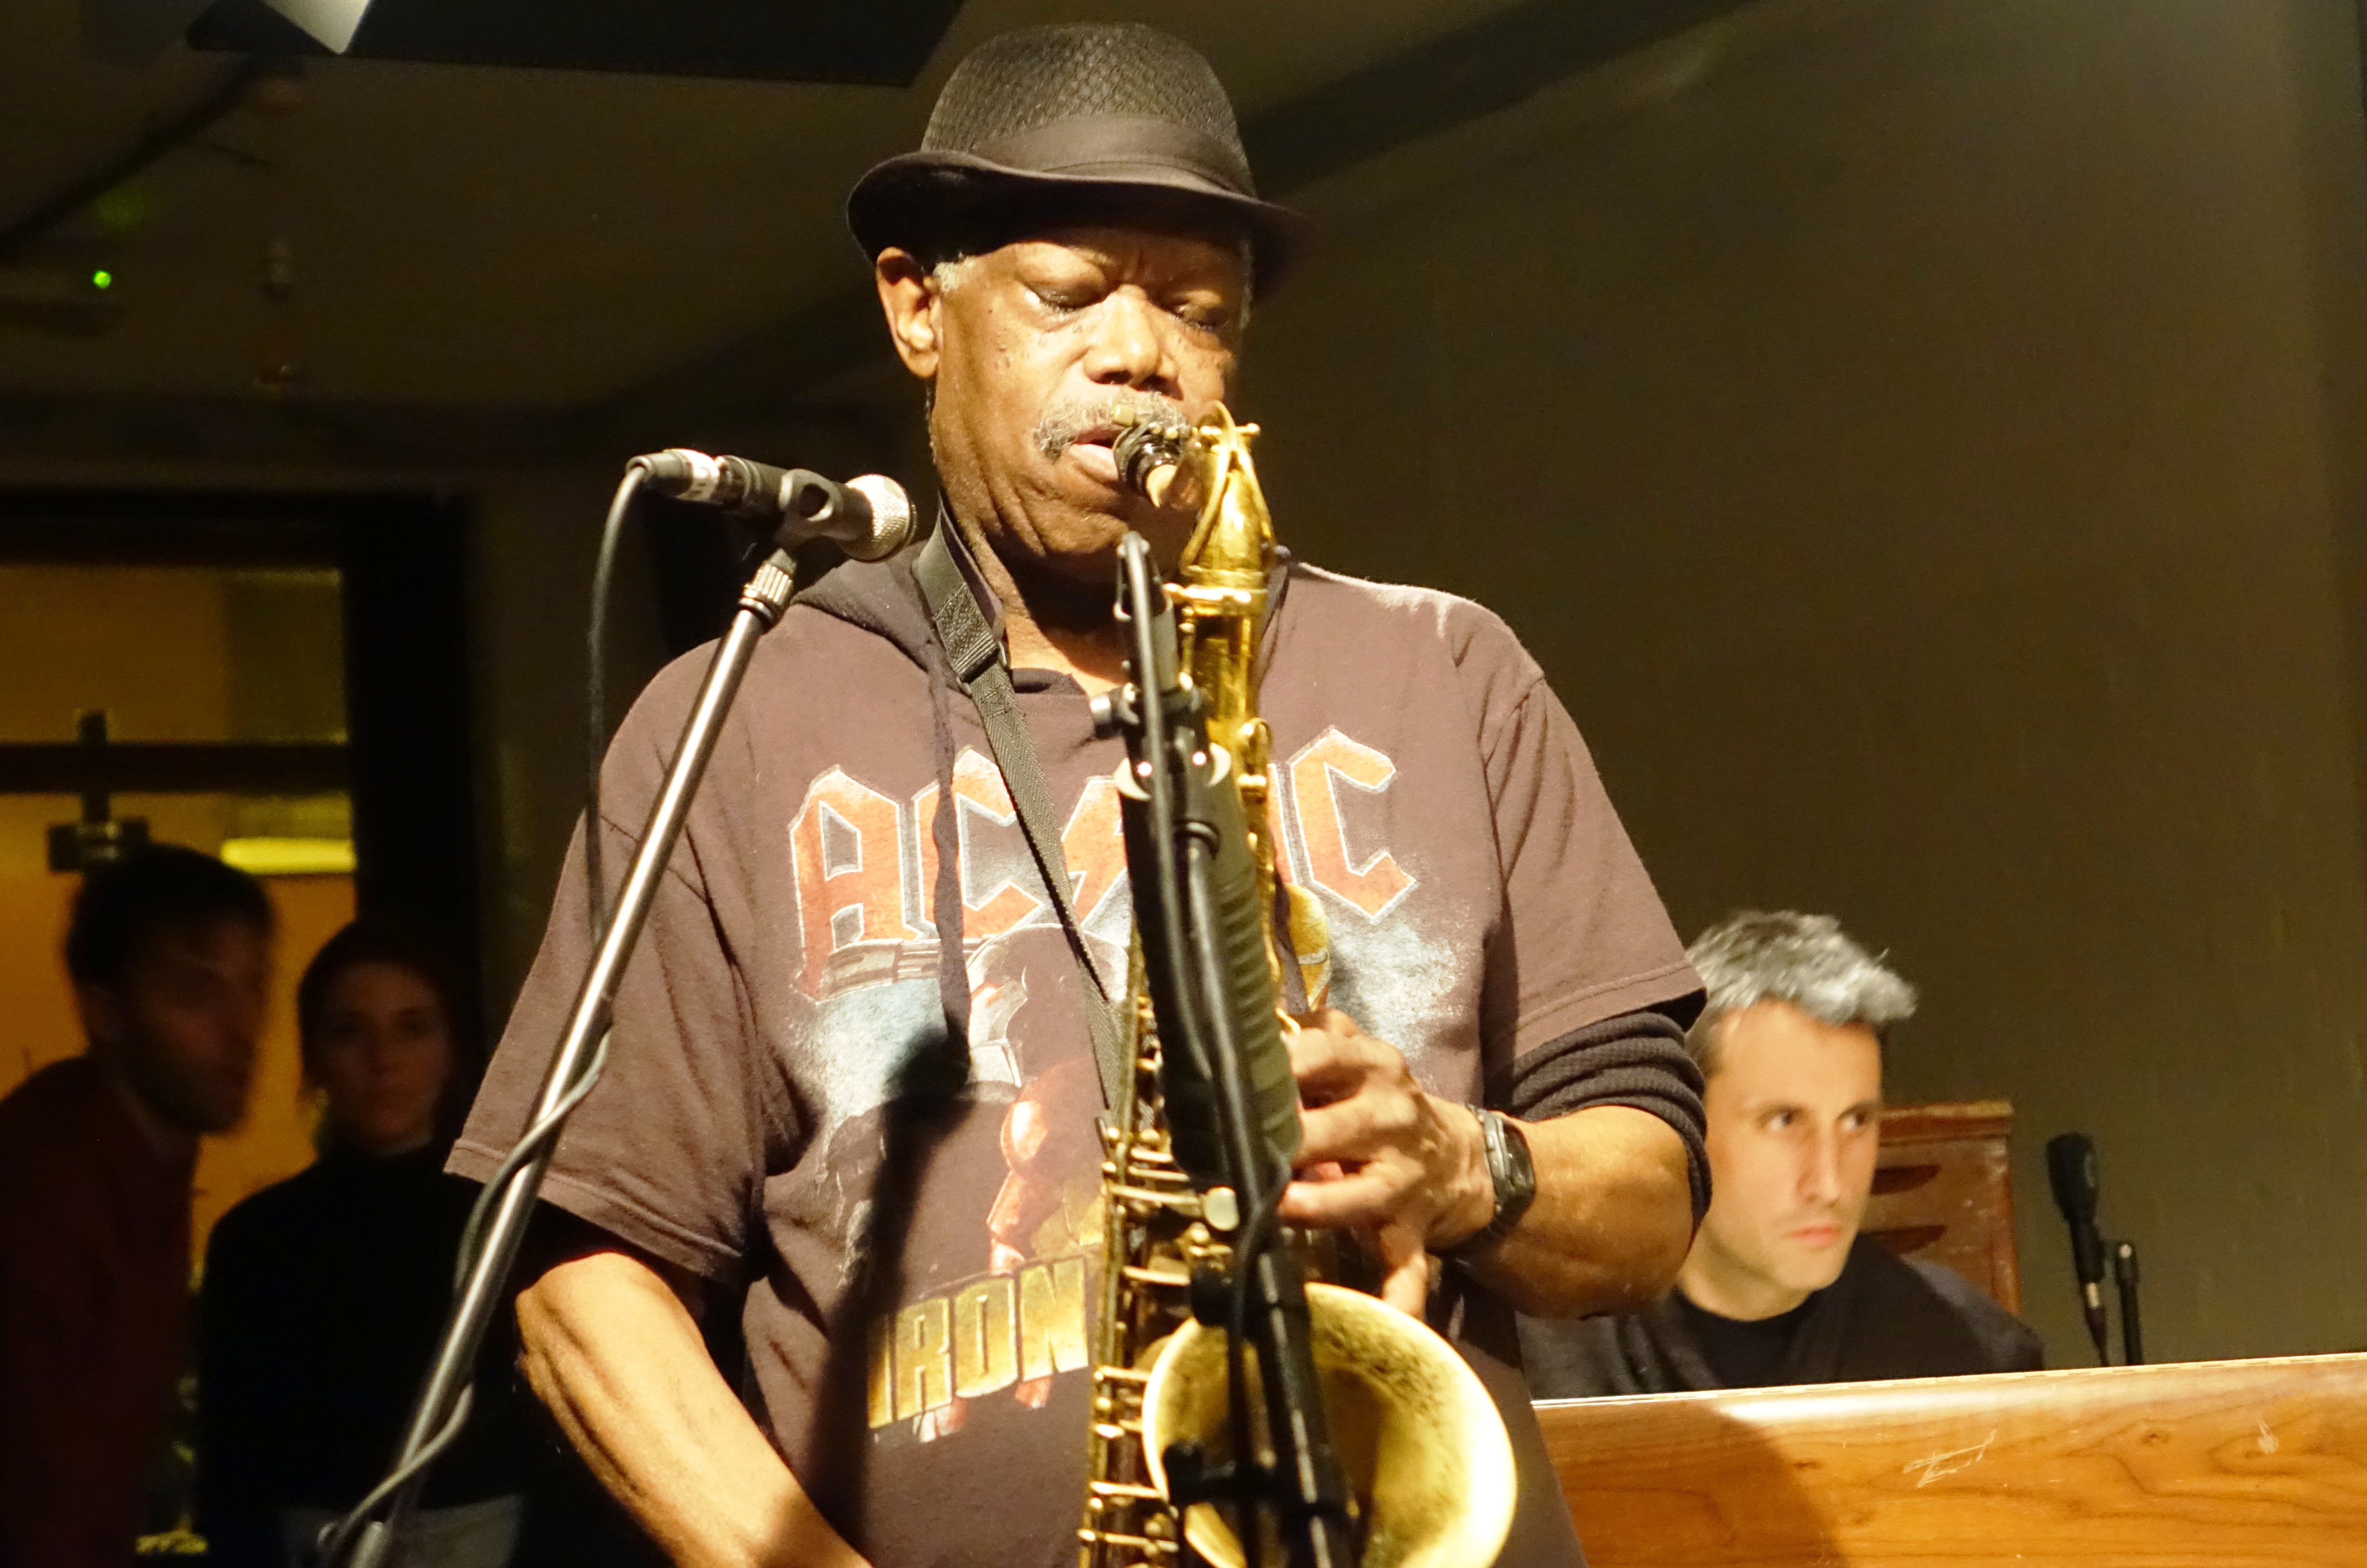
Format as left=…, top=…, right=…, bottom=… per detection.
left=848, top=150, right=1311, bottom=296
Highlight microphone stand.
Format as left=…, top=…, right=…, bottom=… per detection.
left=318, top=536, right=814, bottom=1568
left=2112, top=1240, right=2144, bottom=1366
left=1104, top=534, right=1357, bottom=1568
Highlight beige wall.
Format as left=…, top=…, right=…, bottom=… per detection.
left=1243, top=0, right=2367, bottom=1363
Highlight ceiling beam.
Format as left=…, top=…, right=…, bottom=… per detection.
left=1243, top=0, right=1761, bottom=192
left=0, top=389, right=589, bottom=470
left=0, top=58, right=276, bottom=264
left=0, top=741, right=347, bottom=794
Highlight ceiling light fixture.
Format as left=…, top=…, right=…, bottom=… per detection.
left=261, top=0, right=370, bottom=52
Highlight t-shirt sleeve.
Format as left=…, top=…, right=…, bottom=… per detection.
left=1498, top=1007, right=1709, bottom=1224
left=1471, top=628, right=1698, bottom=1058
left=449, top=668, right=796, bottom=1284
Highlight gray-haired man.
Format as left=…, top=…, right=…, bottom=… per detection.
left=1520, top=911, right=2042, bottom=1396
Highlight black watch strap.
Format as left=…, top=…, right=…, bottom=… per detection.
left=1441, top=1108, right=1537, bottom=1258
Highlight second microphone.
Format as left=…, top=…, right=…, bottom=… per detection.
left=635, top=449, right=916, bottom=562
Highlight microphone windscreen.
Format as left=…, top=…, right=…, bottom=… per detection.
left=2045, top=1131, right=2099, bottom=1221
left=843, top=475, right=915, bottom=561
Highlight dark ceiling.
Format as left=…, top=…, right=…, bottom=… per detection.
left=0, top=0, right=1761, bottom=461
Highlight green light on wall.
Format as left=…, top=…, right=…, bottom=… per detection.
left=90, top=270, right=114, bottom=291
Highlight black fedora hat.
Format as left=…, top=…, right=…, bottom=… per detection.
left=848, top=23, right=1310, bottom=294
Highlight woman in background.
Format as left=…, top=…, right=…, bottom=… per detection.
left=197, top=918, right=527, bottom=1568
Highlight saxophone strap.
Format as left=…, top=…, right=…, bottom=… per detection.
left=915, top=520, right=1131, bottom=1111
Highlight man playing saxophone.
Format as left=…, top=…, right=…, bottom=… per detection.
left=452, top=23, right=1709, bottom=1568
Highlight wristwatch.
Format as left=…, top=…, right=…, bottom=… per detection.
left=1441, top=1108, right=1537, bottom=1258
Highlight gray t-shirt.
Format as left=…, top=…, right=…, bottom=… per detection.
left=455, top=547, right=1700, bottom=1568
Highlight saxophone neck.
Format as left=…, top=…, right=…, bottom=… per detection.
left=1178, top=403, right=1274, bottom=599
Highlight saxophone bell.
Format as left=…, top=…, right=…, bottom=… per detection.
left=1143, top=1282, right=1517, bottom=1568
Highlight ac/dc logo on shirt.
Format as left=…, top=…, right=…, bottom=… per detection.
left=788, top=728, right=1416, bottom=1001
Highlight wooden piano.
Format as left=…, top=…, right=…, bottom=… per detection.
left=1537, top=1352, right=2367, bottom=1566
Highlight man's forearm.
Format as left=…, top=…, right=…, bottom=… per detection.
left=1451, top=1104, right=1694, bottom=1318
left=516, top=1249, right=871, bottom=1568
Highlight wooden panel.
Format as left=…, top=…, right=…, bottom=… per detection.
left=1879, top=1100, right=2013, bottom=1143
left=1869, top=1100, right=2021, bottom=1312
left=1540, top=1354, right=2367, bottom=1567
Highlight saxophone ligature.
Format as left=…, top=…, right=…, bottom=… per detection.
left=1077, top=405, right=1516, bottom=1568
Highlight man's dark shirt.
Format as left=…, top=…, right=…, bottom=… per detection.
left=1520, top=1236, right=2046, bottom=1397
left=0, top=1056, right=194, bottom=1568
left=1672, top=1294, right=1813, bottom=1389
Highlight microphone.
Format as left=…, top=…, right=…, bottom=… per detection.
left=633, top=449, right=916, bottom=561
left=2045, top=1131, right=2111, bottom=1362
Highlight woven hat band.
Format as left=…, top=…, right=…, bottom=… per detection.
left=965, top=115, right=1252, bottom=197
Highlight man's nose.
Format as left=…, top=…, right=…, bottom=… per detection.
left=1080, top=289, right=1169, bottom=389
left=1803, top=1128, right=1847, bottom=1205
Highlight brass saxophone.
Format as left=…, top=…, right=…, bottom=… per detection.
left=1078, top=407, right=1515, bottom=1568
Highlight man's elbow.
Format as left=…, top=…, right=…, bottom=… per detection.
left=1603, top=1119, right=1698, bottom=1305
left=1586, top=1184, right=1694, bottom=1314
left=515, top=1246, right=688, bottom=1411
left=1510, top=1111, right=1697, bottom=1317
left=515, top=1263, right=596, bottom=1415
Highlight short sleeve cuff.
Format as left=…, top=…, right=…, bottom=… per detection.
left=1493, top=1003, right=1709, bottom=1225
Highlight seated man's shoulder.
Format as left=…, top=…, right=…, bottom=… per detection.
left=1862, top=1243, right=2046, bottom=1373
left=1518, top=1308, right=1658, bottom=1401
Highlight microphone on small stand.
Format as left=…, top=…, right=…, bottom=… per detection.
left=2045, top=1131, right=2112, bottom=1364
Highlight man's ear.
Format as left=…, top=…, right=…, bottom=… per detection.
left=75, top=980, right=127, bottom=1054
left=875, top=248, right=942, bottom=379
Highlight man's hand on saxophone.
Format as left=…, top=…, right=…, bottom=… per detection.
left=1282, top=1009, right=1699, bottom=1321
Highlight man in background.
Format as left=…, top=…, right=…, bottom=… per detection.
left=0, top=845, right=273, bottom=1567
left=1522, top=910, right=2041, bottom=1395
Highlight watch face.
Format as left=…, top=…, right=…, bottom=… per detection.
left=1491, top=1114, right=1538, bottom=1232
left=1499, top=1116, right=1537, bottom=1188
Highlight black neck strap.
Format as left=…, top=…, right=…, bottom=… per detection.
left=912, top=520, right=1129, bottom=1110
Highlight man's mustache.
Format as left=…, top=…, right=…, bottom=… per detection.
left=1033, top=389, right=1190, bottom=460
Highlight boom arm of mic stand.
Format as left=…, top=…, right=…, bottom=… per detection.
left=324, top=550, right=807, bottom=1568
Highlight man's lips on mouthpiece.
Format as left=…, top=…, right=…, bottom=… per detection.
left=1064, top=428, right=1121, bottom=484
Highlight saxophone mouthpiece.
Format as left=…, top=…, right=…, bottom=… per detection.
left=1111, top=408, right=1195, bottom=509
